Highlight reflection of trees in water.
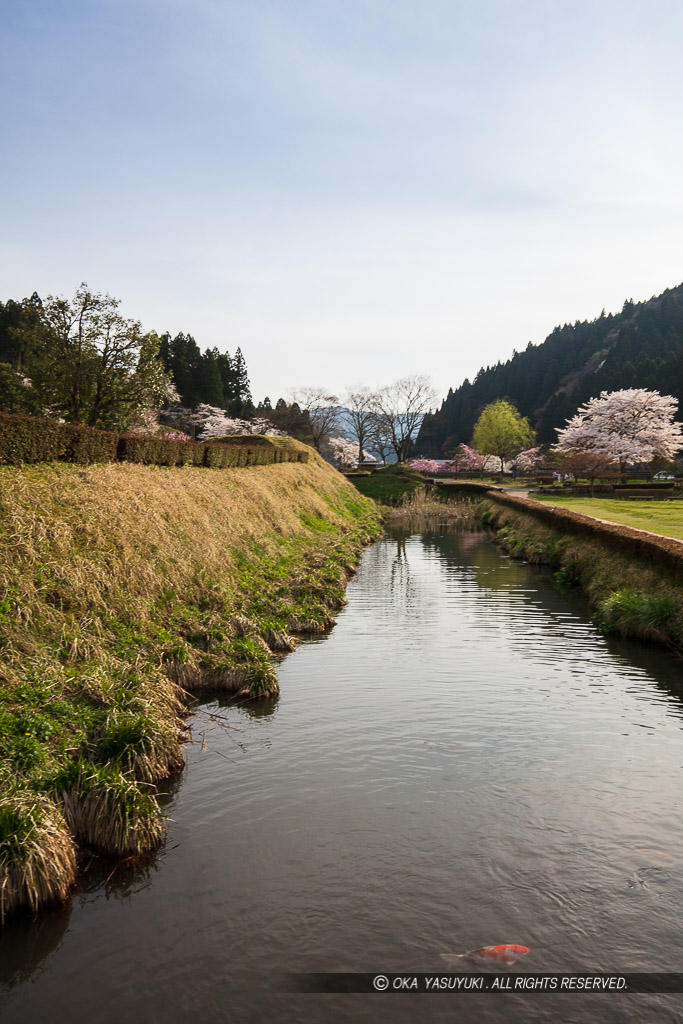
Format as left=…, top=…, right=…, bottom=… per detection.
left=385, top=524, right=489, bottom=618
left=418, top=525, right=532, bottom=592
left=388, top=534, right=416, bottom=612
left=417, top=524, right=683, bottom=715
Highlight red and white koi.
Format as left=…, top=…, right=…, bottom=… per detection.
left=440, top=944, right=531, bottom=967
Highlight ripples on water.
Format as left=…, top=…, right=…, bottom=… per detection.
left=1, top=527, right=683, bottom=1024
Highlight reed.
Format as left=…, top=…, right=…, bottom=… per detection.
left=385, top=491, right=477, bottom=523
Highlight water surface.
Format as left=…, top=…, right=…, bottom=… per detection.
left=2, top=527, right=683, bottom=1023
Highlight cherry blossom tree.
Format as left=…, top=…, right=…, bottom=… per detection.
left=443, top=444, right=487, bottom=475
left=514, top=446, right=544, bottom=475
left=176, top=403, right=286, bottom=439
left=409, top=458, right=441, bottom=474
left=555, top=389, right=683, bottom=477
left=327, top=436, right=372, bottom=469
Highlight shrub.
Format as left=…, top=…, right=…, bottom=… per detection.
left=0, top=412, right=308, bottom=470
left=67, top=424, right=118, bottom=464
left=0, top=412, right=71, bottom=464
left=117, top=435, right=164, bottom=464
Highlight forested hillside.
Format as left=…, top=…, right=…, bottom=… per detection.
left=416, top=282, right=683, bottom=454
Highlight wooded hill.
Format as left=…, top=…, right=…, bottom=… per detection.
left=415, top=282, right=683, bottom=455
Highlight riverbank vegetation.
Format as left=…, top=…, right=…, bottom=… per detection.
left=383, top=490, right=477, bottom=524
left=479, top=500, right=683, bottom=651
left=0, top=455, right=380, bottom=919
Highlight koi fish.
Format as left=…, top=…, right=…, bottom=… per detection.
left=440, top=944, right=530, bottom=967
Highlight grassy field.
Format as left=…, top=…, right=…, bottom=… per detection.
left=347, top=464, right=426, bottom=504
left=533, top=495, right=683, bottom=540
left=0, top=454, right=381, bottom=918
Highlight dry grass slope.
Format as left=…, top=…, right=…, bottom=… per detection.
left=0, top=451, right=381, bottom=918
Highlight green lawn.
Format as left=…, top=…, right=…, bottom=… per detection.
left=533, top=495, right=683, bottom=540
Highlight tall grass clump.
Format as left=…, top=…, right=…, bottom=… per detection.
left=53, top=762, right=165, bottom=856
left=596, top=591, right=678, bottom=642
left=385, top=491, right=476, bottom=524
left=0, top=792, right=77, bottom=922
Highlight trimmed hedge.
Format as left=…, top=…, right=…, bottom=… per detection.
left=0, top=413, right=118, bottom=465
left=67, top=424, right=119, bottom=464
left=0, top=413, right=309, bottom=470
left=205, top=435, right=309, bottom=467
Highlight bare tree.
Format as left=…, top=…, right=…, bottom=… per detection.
left=290, top=387, right=340, bottom=451
left=344, top=386, right=377, bottom=465
left=366, top=411, right=393, bottom=464
left=372, top=375, right=437, bottom=463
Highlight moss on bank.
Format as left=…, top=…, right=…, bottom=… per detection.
left=479, top=500, right=683, bottom=651
left=0, top=454, right=381, bottom=917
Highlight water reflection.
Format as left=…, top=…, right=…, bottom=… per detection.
left=0, top=903, right=72, bottom=988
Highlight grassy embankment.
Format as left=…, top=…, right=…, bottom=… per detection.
left=0, top=450, right=380, bottom=919
left=533, top=495, right=683, bottom=541
left=480, top=499, right=683, bottom=650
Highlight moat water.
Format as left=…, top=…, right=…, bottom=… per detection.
left=2, top=526, right=683, bottom=1023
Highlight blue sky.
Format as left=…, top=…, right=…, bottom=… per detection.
left=2, top=0, right=683, bottom=404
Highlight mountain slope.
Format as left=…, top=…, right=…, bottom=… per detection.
left=416, top=282, right=683, bottom=454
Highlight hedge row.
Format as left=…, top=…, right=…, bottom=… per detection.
left=0, top=413, right=309, bottom=468
left=483, top=490, right=683, bottom=580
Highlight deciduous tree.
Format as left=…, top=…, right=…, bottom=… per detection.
left=343, top=386, right=377, bottom=466
left=373, top=375, right=437, bottom=463
left=472, top=400, right=535, bottom=472
left=290, top=387, right=340, bottom=451
left=555, top=388, right=683, bottom=477
left=14, top=283, right=173, bottom=430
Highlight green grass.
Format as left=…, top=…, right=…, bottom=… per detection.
left=532, top=495, right=683, bottom=540
left=347, top=464, right=425, bottom=505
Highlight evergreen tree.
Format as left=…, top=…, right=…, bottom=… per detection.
left=227, top=347, right=252, bottom=416
left=196, top=349, right=225, bottom=407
